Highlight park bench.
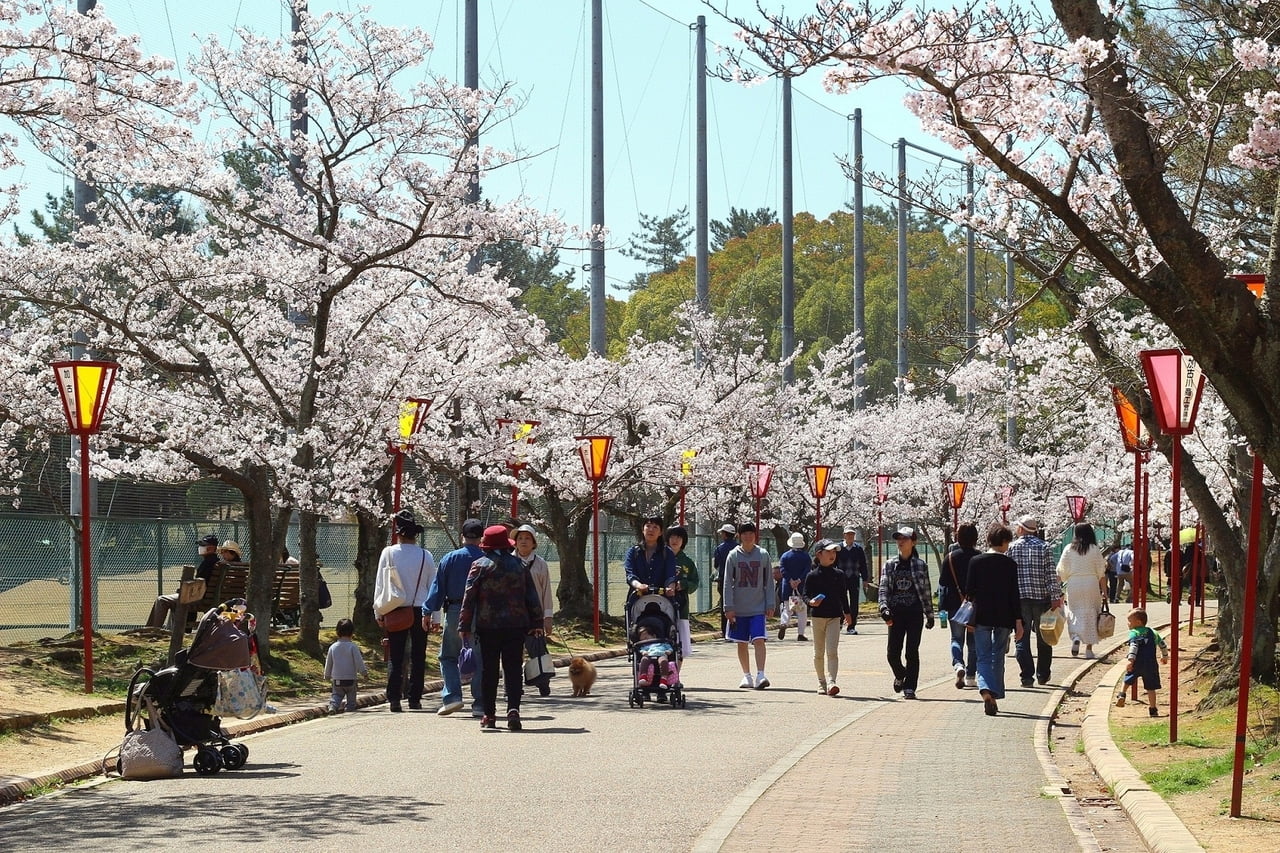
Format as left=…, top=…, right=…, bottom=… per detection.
left=186, top=563, right=302, bottom=626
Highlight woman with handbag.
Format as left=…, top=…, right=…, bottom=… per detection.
left=460, top=525, right=545, bottom=731
left=940, top=522, right=981, bottom=689
left=514, top=524, right=555, bottom=697
left=1056, top=523, right=1108, bottom=659
left=374, top=509, right=437, bottom=712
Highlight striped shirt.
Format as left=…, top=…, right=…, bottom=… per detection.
left=1008, top=535, right=1060, bottom=601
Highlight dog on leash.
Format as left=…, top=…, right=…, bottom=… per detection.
left=568, top=657, right=597, bottom=696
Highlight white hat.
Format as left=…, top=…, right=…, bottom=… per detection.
left=1016, top=515, right=1039, bottom=534
left=720, top=523, right=737, bottom=535
left=842, top=525, right=858, bottom=535
left=513, top=524, right=538, bottom=546
left=891, top=526, right=916, bottom=540
left=787, top=532, right=805, bottom=549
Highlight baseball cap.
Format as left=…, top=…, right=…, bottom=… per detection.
left=461, top=518, right=484, bottom=538
left=720, top=524, right=736, bottom=535
left=813, top=538, right=840, bottom=552
left=891, top=526, right=916, bottom=540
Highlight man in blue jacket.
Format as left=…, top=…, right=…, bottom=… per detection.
left=425, top=518, right=485, bottom=716
left=713, top=523, right=737, bottom=638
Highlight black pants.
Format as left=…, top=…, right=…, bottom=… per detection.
left=386, top=618, right=426, bottom=704
left=847, top=579, right=861, bottom=628
left=886, top=609, right=924, bottom=691
left=478, top=627, right=527, bottom=717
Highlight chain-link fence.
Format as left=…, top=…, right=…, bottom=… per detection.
left=0, top=514, right=719, bottom=643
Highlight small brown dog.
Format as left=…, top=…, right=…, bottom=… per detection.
left=568, top=657, right=597, bottom=697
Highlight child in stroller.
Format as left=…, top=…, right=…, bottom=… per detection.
left=627, top=596, right=687, bottom=708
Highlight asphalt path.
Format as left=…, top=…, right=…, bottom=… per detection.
left=0, top=620, right=1078, bottom=851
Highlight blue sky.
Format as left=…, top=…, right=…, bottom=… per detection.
left=15, top=0, right=964, bottom=291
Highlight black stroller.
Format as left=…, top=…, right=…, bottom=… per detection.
left=626, top=594, right=687, bottom=709
left=124, top=601, right=256, bottom=774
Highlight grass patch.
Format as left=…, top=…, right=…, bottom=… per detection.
left=1146, top=752, right=1237, bottom=796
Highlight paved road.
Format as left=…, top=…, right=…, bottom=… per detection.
left=0, top=618, right=1103, bottom=851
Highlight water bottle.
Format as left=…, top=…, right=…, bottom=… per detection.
left=939, top=609, right=949, bottom=629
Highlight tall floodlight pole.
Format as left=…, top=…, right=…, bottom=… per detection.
left=852, top=109, right=866, bottom=410
left=1005, top=251, right=1017, bottom=446
left=289, top=2, right=309, bottom=197
left=589, top=0, right=606, bottom=356
left=781, top=76, right=795, bottom=385
left=895, top=139, right=908, bottom=397
left=965, top=164, right=976, bottom=359
left=694, top=16, right=709, bottom=313
left=1141, top=348, right=1205, bottom=744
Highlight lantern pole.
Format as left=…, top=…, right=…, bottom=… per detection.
left=77, top=434, right=93, bottom=690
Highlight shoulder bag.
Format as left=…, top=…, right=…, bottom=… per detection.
left=383, top=553, right=426, bottom=632
left=945, top=552, right=976, bottom=626
left=119, top=725, right=183, bottom=780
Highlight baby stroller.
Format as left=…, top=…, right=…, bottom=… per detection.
left=124, top=600, right=256, bottom=775
left=626, top=594, right=687, bottom=709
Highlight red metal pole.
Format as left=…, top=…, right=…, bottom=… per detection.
left=1140, top=465, right=1149, bottom=608
left=1197, top=523, right=1206, bottom=626
left=591, top=481, right=601, bottom=642
left=79, top=437, right=94, bottom=693
left=1132, top=452, right=1142, bottom=606
left=1170, top=437, right=1182, bottom=743
left=877, top=507, right=884, bottom=580
left=1231, top=452, right=1264, bottom=817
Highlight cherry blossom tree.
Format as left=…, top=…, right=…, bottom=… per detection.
left=726, top=0, right=1280, bottom=679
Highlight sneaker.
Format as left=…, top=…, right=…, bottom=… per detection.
left=965, top=675, right=977, bottom=688
left=893, top=677, right=903, bottom=694
left=1115, top=693, right=1126, bottom=708
left=480, top=715, right=497, bottom=729
left=818, top=682, right=828, bottom=695
left=846, top=626, right=857, bottom=635
left=1020, top=679, right=1035, bottom=688
left=827, top=683, right=840, bottom=697
left=955, top=665, right=966, bottom=689
left=506, top=710, right=522, bottom=731
left=755, top=674, right=770, bottom=690
left=739, top=674, right=754, bottom=689
left=796, top=635, right=809, bottom=642
left=778, top=624, right=787, bottom=640
left=1037, top=675, right=1050, bottom=685
left=1148, top=707, right=1159, bottom=717
left=1071, top=640, right=1080, bottom=657
left=437, top=700, right=464, bottom=716
left=903, top=689, right=916, bottom=699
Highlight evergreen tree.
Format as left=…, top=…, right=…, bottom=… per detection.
left=484, top=240, right=584, bottom=343
left=710, top=206, right=777, bottom=251
left=622, top=207, right=693, bottom=287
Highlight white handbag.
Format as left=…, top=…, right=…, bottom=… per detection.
left=523, top=637, right=556, bottom=684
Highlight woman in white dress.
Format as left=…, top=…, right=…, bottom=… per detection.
left=1056, top=523, right=1108, bottom=659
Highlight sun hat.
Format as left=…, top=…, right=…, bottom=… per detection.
left=219, top=540, right=243, bottom=560
left=481, top=524, right=514, bottom=550
left=719, top=523, right=737, bottom=535
left=788, top=532, right=805, bottom=549
left=842, top=525, right=858, bottom=534
left=891, top=526, right=916, bottom=540
left=513, top=524, right=538, bottom=546
left=1015, top=515, right=1039, bottom=534
left=393, top=508, right=424, bottom=538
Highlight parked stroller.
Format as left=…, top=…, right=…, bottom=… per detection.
left=124, top=600, right=257, bottom=775
left=626, top=594, right=687, bottom=708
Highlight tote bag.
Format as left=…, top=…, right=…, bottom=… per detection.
left=1096, top=602, right=1117, bottom=639
left=1039, top=608, right=1065, bottom=646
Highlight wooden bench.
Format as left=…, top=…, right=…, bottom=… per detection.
left=186, top=563, right=302, bottom=627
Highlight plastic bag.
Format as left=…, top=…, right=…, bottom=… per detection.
left=951, top=599, right=976, bottom=627
left=1039, top=608, right=1065, bottom=646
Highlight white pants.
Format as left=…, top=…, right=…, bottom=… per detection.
left=779, top=595, right=808, bottom=636
left=678, top=617, right=694, bottom=656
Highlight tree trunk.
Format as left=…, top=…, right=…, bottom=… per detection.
left=297, top=509, right=322, bottom=656
left=353, top=505, right=388, bottom=638
left=532, top=480, right=593, bottom=618
left=242, top=464, right=278, bottom=672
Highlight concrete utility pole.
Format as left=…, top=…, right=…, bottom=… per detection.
left=896, top=140, right=908, bottom=397
left=781, top=76, right=794, bottom=385
left=289, top=1, right=309, bottom=198
left=694, top=16, right=709, bottom=313
left=589, top=0, right=606, bottom=356
left=852, top=109, right=866, bottom=410
left=1006, top=251, right=1018, bottom=447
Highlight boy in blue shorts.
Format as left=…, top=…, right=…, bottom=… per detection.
left=1116, top=608, right=1169, bottom=717
left=722, top=522, right=776, bottom=689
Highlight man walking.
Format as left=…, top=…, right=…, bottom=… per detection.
left=424, top=518, right=485, bottom=716
left=837, top=526, right=869, bottom=634
left=1008, top=516, right=1061, bottom=686
left=713, top=523, right=737, bottom=638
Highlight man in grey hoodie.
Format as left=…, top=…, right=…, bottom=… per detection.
left=723, top=522, right=776, bottom=689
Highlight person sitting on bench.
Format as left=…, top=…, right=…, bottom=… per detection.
left=146, top=534, right=221, bottom=628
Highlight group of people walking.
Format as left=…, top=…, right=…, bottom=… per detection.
left=360, top=508, right=1161, bottom=728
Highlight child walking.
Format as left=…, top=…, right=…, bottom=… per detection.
left=325, top=618, right=369, bottom=712
left=1116, top=608, right=1169, bottom=717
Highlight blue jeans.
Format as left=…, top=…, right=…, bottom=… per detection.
left=973, top=625, right=1012, bottom=699
left=949, top=619, right=976, bottom=676
left=1015, top=598, right=1052, bottom=684
left=438, top=606, right=463, bottom=706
